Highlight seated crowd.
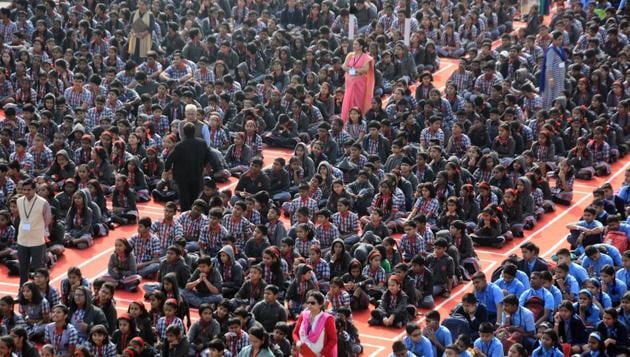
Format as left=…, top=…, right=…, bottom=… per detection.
left=0, top=0, right=628, bottom=355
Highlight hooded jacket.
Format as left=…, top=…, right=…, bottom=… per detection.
left=46, top=149, right=77, bottom=181
left=516, top=177, right=536, bottom=217
left=65, top=190, right=93, bottom=237
left=214, top=245, right=244, bottom=290
left=122, top=157, right=149, bottom=191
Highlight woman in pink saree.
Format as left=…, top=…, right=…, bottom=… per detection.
left=341, top=38, right=375, bottom=123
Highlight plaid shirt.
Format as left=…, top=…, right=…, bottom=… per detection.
left=0, top=80, right=13, bottom=99
left=14, top=88, right=37, bottom=105
left=128, top=233, right=161, bottom=263
left=9, top=151, right=34, bottom=176
left=327, top=290, right=351, bottom=313
left=208, top=128, right=230, bottom=149
left=164, top=64, right=191, bottom=80
left=370, top=193, right=404, bottom=217
left=176, top=211, right=208, bottom=241
left=449, top=134, right=471, bottom=156
left=74, top=148, right=92, bottom=165
left=63, top=87, right=93, bottom=108
left=45, top=323, right=78, bottom=356
left=400, top=233, right=427, bottom=258
left=244, top=209, right=262, bottom=225
left=413, top=197, right=440, bottom=219
left=150, top=219, right=184, bottom=255
left=362, top=265, right=386, bottom=286
left=390, top=17, right=419, bottom=34
left=420, top=128, right=445, bottom=148
left=448, top=71, right=475, bottom=92
left=83, top=341, right=117, bottom=357
left=85, top=107, right=114, bottom=130
left=345, top=122, right=366, bottom=140
left=331, top=130, right=352, bottom=157
left=0, top=119, right=26, bottom=139
left=295, top=237, right=320, bottom=258
left=115, top=71, right=134, bottom=87
left=28, top=146, right=54, bottom=173
left=331, top=211, right=359, bottom=236
left=286, top=197, right=318, bottom=224
left=310, top=258, right=330, bottom=282
left=474, top=73, right=502, bottom=96
left=473, top=168, right=493, bottom=183
left=226, top=331, right=249, bottom=357
left=0, top=21, right=17, bottom=43
left=194, top=68, right=215, bottom=85
left=315, top=223, right=339, bottom=249
left=522, top=95, right=543, bottom=116
left=587, top=140, right=610, bottom=163
left=138, top=62, right=163, bottom=77
left=147, top=115, right=170, bottom=137
left=222, top=214, right=252, bottom=250
left=245, top=134, right=263, bottom=157
left=156, top=316, right=185, bottom=340
left=199, top=223, right=228, bottom=253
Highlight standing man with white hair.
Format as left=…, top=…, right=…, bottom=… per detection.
left=178, top=104, right=211, bottom=147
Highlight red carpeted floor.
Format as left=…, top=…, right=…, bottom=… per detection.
left=3, top=16, right=624, bottom=357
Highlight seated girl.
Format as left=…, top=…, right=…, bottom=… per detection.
left=225, top=132, right=252, bottom=177
left=0, top=210, right=18, bottom=275
left=18, top=282, right=50, bottom=341
left=368, top=275, right=411, bottom=328
left=500, top=189, right=524, bottom=238
left=111, top=174, right=138, bottom=225
left=101, top=238, right=142, bottom=292
left=567, top=137, right=595, bottom=180
left=45, top=149, right=77, bottom=187
left=82, top=324, right=117, bottom=357
left=286, top=264, right=318, bottom=319
left=64, top=191, right=94, bottom=249
left=470, top=207, right=506, bottom=248
left=121, top=158, right=150, bottom=202
left=141, top=147, right=164, bottom=190
left=551, top=159, right=575, bottom=205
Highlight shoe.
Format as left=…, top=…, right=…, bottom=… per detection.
left=367, top=318, right=377, bottom=326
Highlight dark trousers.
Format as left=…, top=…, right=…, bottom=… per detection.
left=176, top=178, right=202, bottom=212
left=17, top=244, right=46, bottom=286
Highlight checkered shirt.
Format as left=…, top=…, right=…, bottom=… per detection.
left=0, top=21, right=17, bottom=43
left=245, top=134, right=263, bottom=157
left=327, top=290, right=351, bottom=313
left=208, top=128, right=230, bottom=149
left=587, top=141, right=610, bottom=163
left=199, top=223, right=229, bottom=253
left=83, top=342, right=117, bottom=357
left=138, top=62, right=163, bottom=77
left=287, top=197, right=319, bottom=224
left=28, top=146, right=54, bottom=172
left=222, top=214, right=253, bottom=250
left=295, top=237, right=320, bottom=258
left=474, top=73, right=502, bottom=96
left=128, top=233, right=161, bottom=263
left=413, top=197, right=440, bottom=218
left=420, top=128, right=445, bottom=148
left=194, top=68, right=215, bottom=85
left=164, top=64, right=191, bottom=81
left=156, top=316, right=185, bottom=341
left=176, top=211, right=208, bottom=241
left=345, top=122, right=366, bottom=140
left=362, top=265, right=386, bottom=286
left=151, top=219, right=184, bottom=254
left=315, top=223, right=340, bottom=250
left=9, top=152, right=34, bottom=176
left=147, top=115, right=170, bottom=137
left=63, top=87, right=93, bottom=109
left=331, top=211, right=359, bottom=236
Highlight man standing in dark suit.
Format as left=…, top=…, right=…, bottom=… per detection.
left=165, top=122, right=212, bottom=211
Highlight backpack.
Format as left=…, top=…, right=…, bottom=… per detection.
left=523, top=295, right=545, bottom=321
left=604, top=230, right=628, bottom=253
left=443, top=313, right=470, bottom=341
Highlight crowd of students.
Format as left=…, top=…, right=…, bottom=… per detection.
left=0, top=0, right=628, bottom=355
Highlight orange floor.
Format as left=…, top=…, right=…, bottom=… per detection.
left=4, top=16, right=624, bottom=357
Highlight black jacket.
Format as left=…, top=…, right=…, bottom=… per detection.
left=165, top=137, right=212, bottom=183
left=557, top=314, right=588, bottom=345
